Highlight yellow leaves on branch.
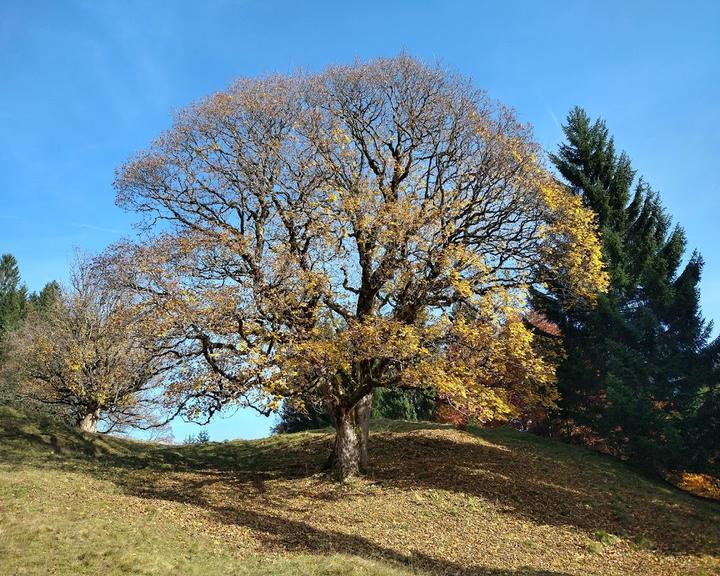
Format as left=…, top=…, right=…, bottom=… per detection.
left=279, top=318, right=423, bottom=388
left=401, top=298, right=557, bottom=423
left=540, top=180, right=609, bottom=304
left=9, top=255, right=173, bottom=422
left=274, top=288, right=556, bottom=424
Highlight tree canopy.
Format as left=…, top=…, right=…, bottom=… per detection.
left=108, top=56, right=606, bottom=478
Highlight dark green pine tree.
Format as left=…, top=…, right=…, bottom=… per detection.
left=685, top=347, right=720, bottom=475
left=669, top=258, right=720, bottom=475
left=534, top=108, right=636, bottom=440
left=0, top=254, right=29, bottom=403
left=28, top=280, right=62, bottom=315
left=273, top=395, right=332, bottom=434
left=0, top=254, right=28, bottom=340
left=536, top=108, right=715, bottom=471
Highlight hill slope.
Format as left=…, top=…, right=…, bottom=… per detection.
left=0, top=407, right=718, bottom=576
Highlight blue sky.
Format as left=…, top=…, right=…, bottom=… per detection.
left=2, top=0, right=719, bottom=441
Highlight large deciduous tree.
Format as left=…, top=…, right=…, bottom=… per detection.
left=110, top=57, right=606, bottom=479
left=7, top=257, right=179, bottom=432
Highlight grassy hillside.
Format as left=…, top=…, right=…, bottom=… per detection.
left=1, top=407, right=718, bottom=576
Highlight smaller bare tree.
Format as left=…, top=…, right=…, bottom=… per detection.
left=6, top=256, right=179, bottom=433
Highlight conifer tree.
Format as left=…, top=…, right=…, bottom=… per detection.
left=29, top=280, right=62, bottom=315
left=274, top=387, right=435, bottom=434
left=0, top=254, right=27, bottom=339
left=537, top=108, right=715, bottom=470
left=0, top=254, right=28, bottom=403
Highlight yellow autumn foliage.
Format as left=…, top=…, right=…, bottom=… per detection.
left=108, top=57, right=608, bottom=467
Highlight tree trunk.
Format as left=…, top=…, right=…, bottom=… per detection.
left=354, top=392, right=373, bottom=472
left=332, top=408, right=361, bottom=480
left=78, top=408, right=100, bottom=433
left=329, top=391, right=374, bottom=480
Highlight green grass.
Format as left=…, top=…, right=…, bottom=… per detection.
left=1, top=406, right=719, bottom=576
left=0, top=407, right=419, bottom=576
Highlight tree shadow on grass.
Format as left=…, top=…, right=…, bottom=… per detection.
left=91, top=464, right=576, bottom=576
left=0, top=406, right=330, bottom=473
left=81, top=426, right=720, bottom=563
left=368, top=429, right=720, bottom=557
left=3, top=406, right=719, bottom=562
left=204, top=504, right=574, bottom=576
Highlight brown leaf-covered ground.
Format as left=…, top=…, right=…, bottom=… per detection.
left=1, top=408, right=719, bottom=575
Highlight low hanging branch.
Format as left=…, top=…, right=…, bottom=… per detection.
left=107, top=56, right=607, bottom=479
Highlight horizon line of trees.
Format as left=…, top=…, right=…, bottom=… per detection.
left=1, top=57, right=718, bottom=479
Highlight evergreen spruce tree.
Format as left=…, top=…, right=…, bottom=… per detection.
left=0, top=257, right=63, bottom=406
left=0, top=254, right=28, bottom=403
left=28, top=280, right=62, bottom=315
left=273, top=395, right=332, bottom=434
left=0, top=254, right=28, bottom=339
left=369, top=387, right=435, bottom=421
left=685, top=357, right=720, bottom=475
left=536, top=108, right=715, bottom=471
